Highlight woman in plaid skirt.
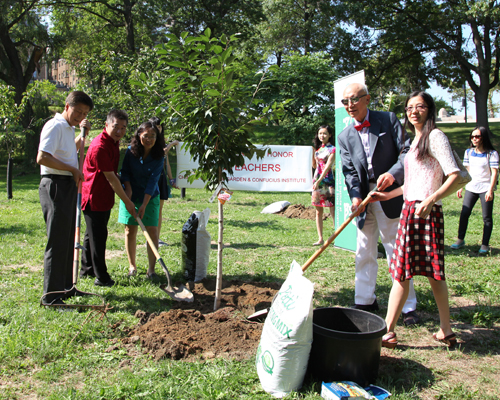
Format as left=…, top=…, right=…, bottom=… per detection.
left=371, top=92, right=462, bottom=349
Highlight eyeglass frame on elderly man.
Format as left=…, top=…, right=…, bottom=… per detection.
left=341, top=94, right=368, bottom=106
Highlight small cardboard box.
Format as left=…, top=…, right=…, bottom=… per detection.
left=321, top=381, right=372, bottom=400
left=321, top=382, right=391, bottom=400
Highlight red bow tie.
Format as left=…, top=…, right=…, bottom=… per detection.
left=355, top=120, right=371, bottom=131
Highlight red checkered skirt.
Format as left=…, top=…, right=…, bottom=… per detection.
left=389, top=200, right=445, bottom=282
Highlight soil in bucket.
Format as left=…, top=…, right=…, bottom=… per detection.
left=307, top=307, right=387, bottom=387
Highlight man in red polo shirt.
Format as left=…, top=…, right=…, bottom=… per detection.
left=80, top=109, right=137, bottom=287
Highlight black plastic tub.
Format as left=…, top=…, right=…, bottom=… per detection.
left=308, top=307, right=387, bottom=386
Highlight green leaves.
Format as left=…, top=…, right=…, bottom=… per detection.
left=206, top=89, right=221, bottom=97
left=127, top=31, right=283, bottom=190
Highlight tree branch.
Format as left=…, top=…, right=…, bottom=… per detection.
left=6, top=0, right=39, bottom=31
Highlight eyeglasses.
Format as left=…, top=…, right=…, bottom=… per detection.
left=405, top=105, right=428, bottom=112
left=141, top=134, right=156, bottom=140
left=471, top=135, right=481, bottom=139
left=341, top=94, right=367, bottom=105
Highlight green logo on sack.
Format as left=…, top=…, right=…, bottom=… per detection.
left=277, top=285, right=298, bottom=310
left=255, top=345, right=261, bottom=363
left=262, top=351, right=274, bottom=374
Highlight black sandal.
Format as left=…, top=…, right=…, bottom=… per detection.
left=433, top=332, right=457, bottom=349
left=402, top=310, right=421, bottom=326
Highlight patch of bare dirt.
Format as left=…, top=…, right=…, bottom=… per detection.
left=277, top=204, right=330, bottom=220
left=124, top=280, right=280, bottom=361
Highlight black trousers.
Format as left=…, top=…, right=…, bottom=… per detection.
left=458, top=190, right=494, bottom=246
left=80, top=206, right=112, bottom=282
left=39, top=176, right=77, bottom=303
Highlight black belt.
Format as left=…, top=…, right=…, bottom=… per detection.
left=41, top=174, right=72, bottom=180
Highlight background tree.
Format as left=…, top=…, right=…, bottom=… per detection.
left=164, top=0, right=265, bottom=40
left=336, top=0, right=500, bottom=129
left=259, top=0, right=338, bottom=65
left=45, top=0, right=160, bottom=54
left=0, top=80, right=57, bottom=197
left=258, top=52, right=337, bottom=145
left=0, top=0, right=49, bottom=164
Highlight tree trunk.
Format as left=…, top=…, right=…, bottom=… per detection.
left=276, top=51, right=282, bottom=68
left=214, top=198, right=223, bottom=310
left=7, top=157, right=13, bottom=199
left=123, top=0, right=135, bottom=52
left=23, top=99, right=39, bottom=167
left=474, top=83, right=490, bottom=129
left=303, top=2, right=311, bottom=54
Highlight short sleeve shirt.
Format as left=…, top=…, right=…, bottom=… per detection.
left=38, top=113, right=78, bottom=176
left=81, top=130, right=120, bottom=211
left=463, top=149, right=499, bottom=193
left=404, top=129, right=459, bottom=205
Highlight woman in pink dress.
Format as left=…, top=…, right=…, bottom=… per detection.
left=311, top=125, right=335, bottom=246
left=371, top=92, right=462, bottom=349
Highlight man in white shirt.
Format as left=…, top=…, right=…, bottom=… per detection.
left=37, top=91, right=93, bottom=306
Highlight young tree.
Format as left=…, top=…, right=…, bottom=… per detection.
left=131, top=29, right=283, bottom=309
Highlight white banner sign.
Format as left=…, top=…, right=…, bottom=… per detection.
left=175, top=143, right=313, bottom=192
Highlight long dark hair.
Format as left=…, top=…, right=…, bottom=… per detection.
left=313, top=125, right=334, bottom=149
left=149, top=116, right=164, bottom=136
left=469, top=126, right=496, bottom=153
left=130, top=121, right=165, bottom=159
left=403, top=91, right=437, bottom=160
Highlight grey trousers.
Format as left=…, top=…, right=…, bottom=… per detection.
left=39, top=175, right=77, bottom=303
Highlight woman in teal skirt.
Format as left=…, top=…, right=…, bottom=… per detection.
left=119, top=121, right=165, bottom=278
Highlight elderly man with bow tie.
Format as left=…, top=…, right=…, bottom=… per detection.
left=337, top=83, right=420, bottom=326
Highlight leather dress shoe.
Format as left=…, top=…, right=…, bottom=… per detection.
left=402, top=310, right=421, bottom=326
left=352, top=299, right=379, bottom=312
left=94, top=278, right=115, bottom=287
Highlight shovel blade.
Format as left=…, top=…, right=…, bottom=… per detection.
left=159, top=283, right=194, bottom=303
left=247, top=308, right=269, bottom=322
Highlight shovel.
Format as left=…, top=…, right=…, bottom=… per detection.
left=136, top=216, right=194, bottom=302
left=248, top=187, right=379, bottom=320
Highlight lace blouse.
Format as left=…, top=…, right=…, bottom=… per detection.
left=404, top=129, right=459, bottom=205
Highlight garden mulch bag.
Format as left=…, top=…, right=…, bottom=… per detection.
left=256, top=260, right=314, bottom=398
left=181, top=208, right=211, bottom=282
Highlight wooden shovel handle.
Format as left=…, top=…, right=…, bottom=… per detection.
left=136, top=216, right=161, bottom=260
left=301, top=187, right=379, bottom=272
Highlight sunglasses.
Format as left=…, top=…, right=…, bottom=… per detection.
left=471, top=135, right=481, bottom=139
left=341, top=94, right=367, bottom=105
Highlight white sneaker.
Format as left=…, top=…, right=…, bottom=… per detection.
left=158, top=240, right=168, bottom=247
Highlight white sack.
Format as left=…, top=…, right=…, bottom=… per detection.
left=261, top=201, right=291, bottom=214
left=256, top=260, right=314, bottom=398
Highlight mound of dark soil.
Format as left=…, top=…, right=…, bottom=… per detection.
left=124, top=280, right=280, bottom=361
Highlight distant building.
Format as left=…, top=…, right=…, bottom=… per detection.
left=32, top=58, right=79, bottom=90
left=51, top=59, right=79, bottom=88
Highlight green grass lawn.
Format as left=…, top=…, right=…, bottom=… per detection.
left=0, top=124, right=499, bottom=399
